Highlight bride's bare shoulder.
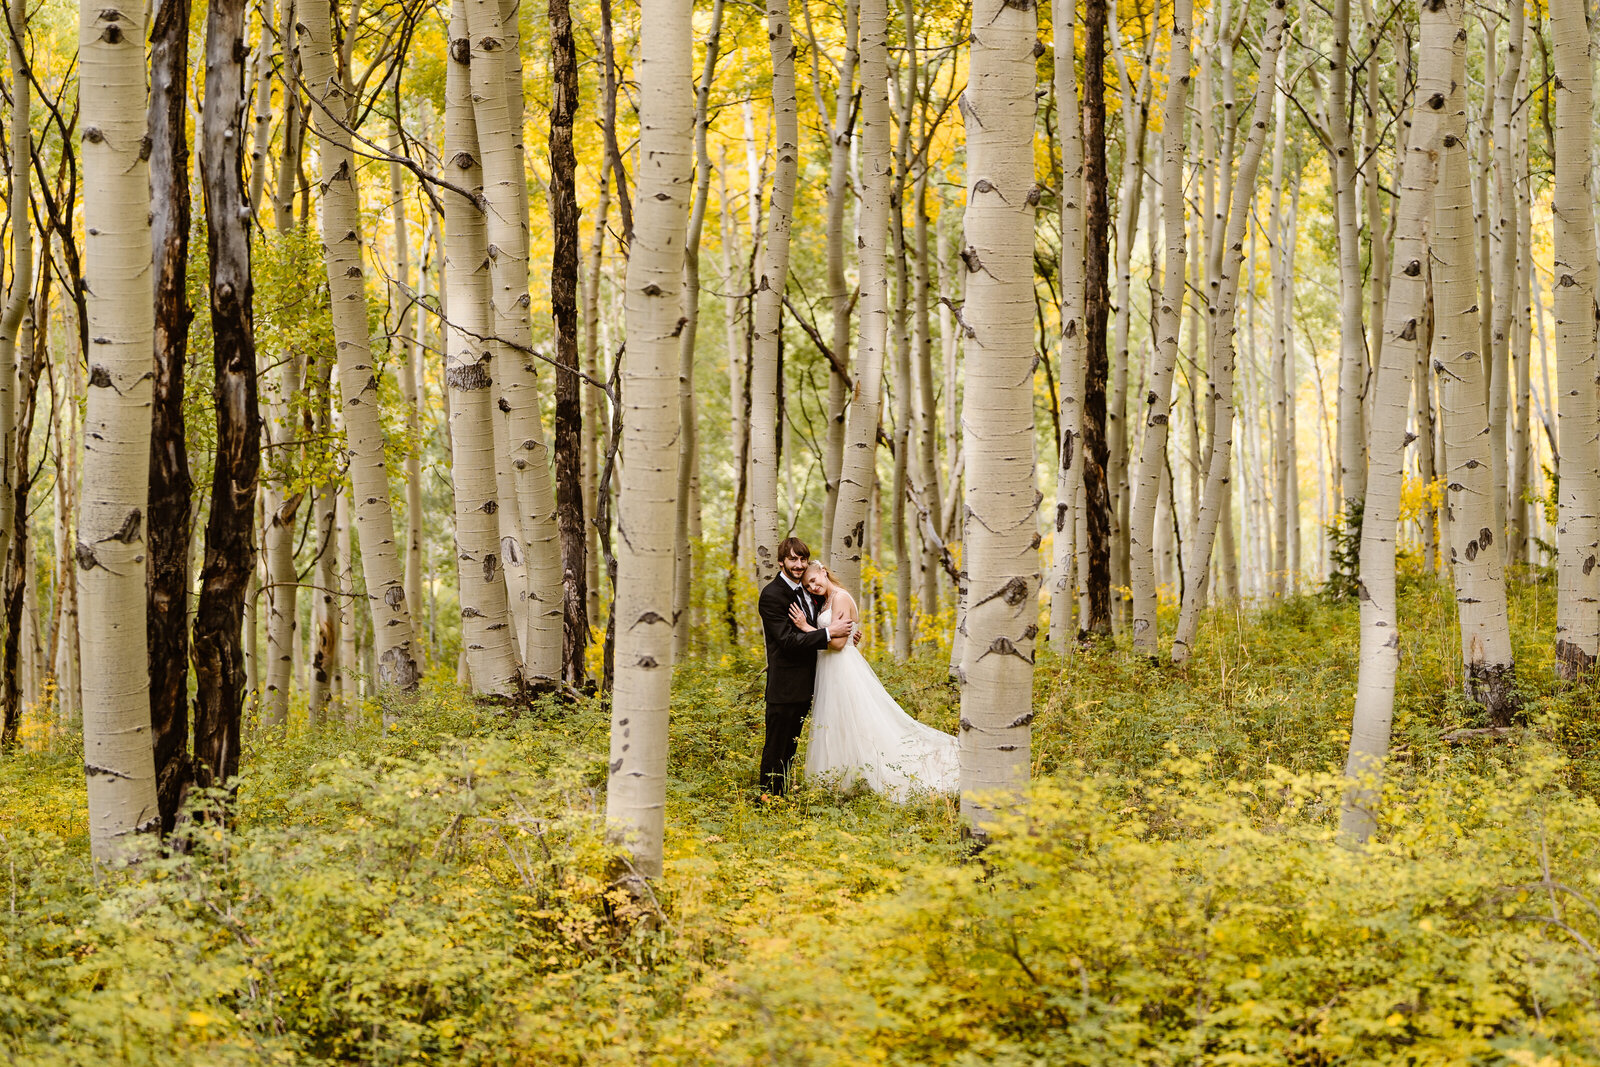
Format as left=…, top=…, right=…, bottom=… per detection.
left=831, top=588, right=858, bottom=618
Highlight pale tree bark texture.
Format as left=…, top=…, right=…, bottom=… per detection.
left=606, top=0, right=693, bottom=878
left=830, top=0, right=890, bottom=599
left=749, top=0, right=799, bottom=585
left=297, top=0, right=421, bottom=696
left=0, top=0, right=30, bottom=751
left=1048, top=0, right=1085, bottom=653
left=1128, top=0, right=1190, bottom=657
left=1430, top=74, right=1516, bottom=724
left=957, top=0, right=1039, bottom=832
left=444, top=0, right=523, bottom=696
left=191, top=0, right=260, bottom=794
left=1169, top=0, right=1284, bottom=664
left=1551, top=0, right=1598, bottom=680
left=79, top=0, right=160, bottom=859
left=1340, top=0, right=1461, bottom=843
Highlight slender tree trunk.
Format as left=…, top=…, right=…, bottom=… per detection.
left=889, top=6, right=917, bottom=663
left=146, top=0, right=193, bottom=831
left=192, top=0, right=260, bottom=794
left=1551, top=0, right=1599, bottom=677
left=1431, top=77, right=1517, bottom=723
left=1129, top=0, right=1190, bottom=656
left=1340, top=0, right=1461, bottom=841
left=959, top=0, right=1038, bottom=832
left=912, top=160, right=940, bottom=615
left=1510, top=32, right=1533, bottom=566
left=0, top=0, right=30, bottom=750
left=247, top=0, right=275, bottom=214
left=818, top=0, right=858, bottom=555
left=1079, top=0, right=1112, bottom=636
left=1170, top=0, right=1285, bottom=664
left=1049, top=0, right=1086, bottom=653
left=1331, top=0, right=1366, bottom=522
left=298, top=0, right=421, bottom=696
left=1269, top=53, right=1290, bottom=599
left=1490, top=7, right=1521, bottom=563
left=583, top=160, right=609, bottom=625
left=443, top=0, right=522, bottom=696
left=549, top=0, right=587, bottom=686
left=830, top=0, right=890, bottom=599
left=388, top=90, right=426, bottom=668
left=79, top=0, right=160, bottom=858
left=674, top=0, right=724, bottom=659
left=749, top=0, right=799, bottom=585
left=606, top=0, right=693, bottom=879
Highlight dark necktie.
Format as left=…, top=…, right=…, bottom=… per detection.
left=794, top=586, right=813, bottom=625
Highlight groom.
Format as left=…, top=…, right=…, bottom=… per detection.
left=757, top=536, right=853, bottom=795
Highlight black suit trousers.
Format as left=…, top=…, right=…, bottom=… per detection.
left=761, top=700, right=810, bottom=794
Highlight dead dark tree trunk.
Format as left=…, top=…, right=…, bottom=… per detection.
left=1079, top=0, right=1112, bottom=637
left=1, top=270, right=47, bottom=750
left=550, top=0, right=587, bottom=688
left=191, top=0, right=260, bottom=795
left=147, top=0, right=195, bottom=832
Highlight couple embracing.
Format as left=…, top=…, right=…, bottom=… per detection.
left=756, top=536, right=958, bottom=799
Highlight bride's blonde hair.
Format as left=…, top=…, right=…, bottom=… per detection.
left=803, top=560, right=839, bottom=587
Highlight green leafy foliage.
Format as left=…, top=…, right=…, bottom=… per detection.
left=6, top=584, right=1600, bottom=1063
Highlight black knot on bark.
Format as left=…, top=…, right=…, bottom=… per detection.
left=1403, top=259, right=1422, bottom=277
left=450, top=38, right=470, bottom=62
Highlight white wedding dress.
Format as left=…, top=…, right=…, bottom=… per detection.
left=805, top=608, right=960, bottom=798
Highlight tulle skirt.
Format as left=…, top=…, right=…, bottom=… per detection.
left=804, top=643, right=959, bottom=798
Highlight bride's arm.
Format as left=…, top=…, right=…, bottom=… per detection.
left=827, top=592, right=857, bottom=650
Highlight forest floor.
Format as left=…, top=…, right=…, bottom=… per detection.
left=5, top=568, right=1600, bottom=1063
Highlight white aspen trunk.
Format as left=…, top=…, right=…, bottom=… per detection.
left=829, top=0, right=890, bottom=599
left=1489, top=11, right=1521, bottom=564
left=958, top=0, right=1038, bottom=831
left=246, top=0, right=275, bottom=214
left=1510, top=30, right=1533, bottom=566
left=583, top=159, right=609, bottom=623
left=606, top=0, right=692, bottom=878
left=78, top=0, right=158, bottom=857
left=1330, top=0, right=1366, bottom=517
left=1432, top=80, right=1517, bottom=721
left=1552, top=0, right=1600, bottom=677
left=335, top=487, right=357, bottom=704
left=1048, top=0, right=1086, bottom=654
left=1127, top=0, right=1190, bottom=655
left=444, top=0, right=522, bottom=696
left=674, top=0, right=724, bottom=659
left=1340, top=0, right=1461, bottom=842
left=818, top=0, right=858, bottom=554
left=298, top=0, right=420, bottom=698
left=1170, top=0, right=1285, bottom=663
left=748, top=0, right=799, bottom=584
left=390, top=99, right=425, bottom=660
left=889, top=12, right=917, bottom=663
left=465, top=0, right=563, bottom=684
left=1269, top=53, right=1289, bottom=599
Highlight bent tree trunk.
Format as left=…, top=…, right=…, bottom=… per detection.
left=958, top=0, right=1039, bottom=832
left=1551, top=0, right=1599, bottom=679
left=829, top=0, right=891, bottom=599
left=606, top=0, right=693, bottom=878
left=1340, top=0, right=1462, bottom=842
left=0, top=0, right=29, bottom=750
left=1430, top=83, right=1515, bottom=723
left=79, top=0, right=160, bottom=859
left=298, top=0, right=421, bottom=696
left=444, top=0, right=522, bottom=696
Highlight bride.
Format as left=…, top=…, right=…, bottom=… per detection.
left=788, top=561, right=959, bottom=798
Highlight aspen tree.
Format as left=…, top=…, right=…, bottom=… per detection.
left=1509, top=26, right=1533, bottom=565
left=247, top=0, right=275, bottom=213
left=1048, top=0, right=1086, bottom=654
left=1431, top=73, right=1516, bottom=723
left=191, top=0, right=259, bottom=791
left=1170, top=0, right=1285, bottom=664
left=606, top=0, right=693, bottom=877
left=1268, top=49, right=1290, bottom=598
left=465, top=0, right=564, bottom=683
left=297, top=0, right=421, bottom=695
left=1330, top=0, right=1365, bottom=517
left=1128, top=0, right=1191, bottom=656
left=388, top=99, right=425, bottom=658
left=0, top=0, right=29, bottom=697
left=889, top=6, right=919, bottom=663
left=673, top=0, right=724, bottom=658
left=583, top=159, right=609, bottom=624
left=78, top=0, right=159, bottom=857
left=1340, top=0, right=1462, bottom=842
left=443, top=0, right=522, bottom=696
left=830, top=0, right=890, bottom=598
left=749, top=0, right=800, bottom=583
left=1550, top=0, right=1598, bottom=678
left=817, top=0, right=858, bottom=554
left=1489, top=4, right=1522, bottom=562
left=958, top=0, right=1038, bottom=830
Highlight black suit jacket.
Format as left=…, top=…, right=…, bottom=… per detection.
left=759, top=576, right=830, bottom=703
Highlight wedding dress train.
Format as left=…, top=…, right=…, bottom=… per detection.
left=804, top=609, right=959, bottom=797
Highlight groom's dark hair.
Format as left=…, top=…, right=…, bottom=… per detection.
left=777, top=536, right=811, bottom=562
